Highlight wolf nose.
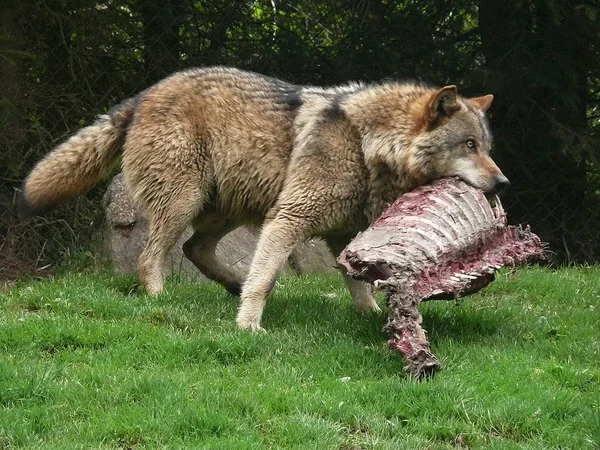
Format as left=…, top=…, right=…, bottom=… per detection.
left=493, top=175, right=510, bottom=194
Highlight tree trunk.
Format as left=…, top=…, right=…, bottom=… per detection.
left=478, top=0, right=592, bottom=262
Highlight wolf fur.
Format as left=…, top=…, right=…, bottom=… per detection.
left=19, top=67, right=508, bottom=331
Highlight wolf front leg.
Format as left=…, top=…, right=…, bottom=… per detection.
left=343, top=274, right=381, bottom=312
left=236, top=215, right=310, bottom=331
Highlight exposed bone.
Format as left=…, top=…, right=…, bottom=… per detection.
left=455, top=273, right=478, bottom=280
left=339, top=177, right=546, bottom=378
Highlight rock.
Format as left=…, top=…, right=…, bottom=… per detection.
left=102, top=174, right=336, bottom=281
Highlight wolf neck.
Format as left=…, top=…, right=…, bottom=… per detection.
left=361, top=146, right=433, bottom=223
left=342, top=85, right=436, bottom=221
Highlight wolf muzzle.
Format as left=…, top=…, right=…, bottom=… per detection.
left=490, top=174, right=510, bottom=196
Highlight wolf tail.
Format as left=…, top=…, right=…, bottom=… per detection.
left=18, top=97, right=138, bottom=219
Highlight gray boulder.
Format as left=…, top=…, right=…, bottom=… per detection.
left=102, top=174, right=336, bottom=282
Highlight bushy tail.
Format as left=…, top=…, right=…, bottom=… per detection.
left=18, top=98, right=138, bottom=219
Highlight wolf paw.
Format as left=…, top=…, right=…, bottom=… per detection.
left=236, top=318, right=267, bottom=333
left=354, top=300, right=382, bottom=313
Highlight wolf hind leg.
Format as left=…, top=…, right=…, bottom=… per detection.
left=326, top=237, right=382, bottom=313
left=138, top=188, right=207, bottom=295
left=236, top=215, right=310, bottom=331
left=183, top=215, right=245, bottom=296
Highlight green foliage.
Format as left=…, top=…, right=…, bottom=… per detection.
left=0, top=267, right=598, bottom=448
left=1, top=0, right=599, bottom=263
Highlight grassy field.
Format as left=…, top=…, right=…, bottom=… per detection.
left=0, top=266, right=598, bottom=449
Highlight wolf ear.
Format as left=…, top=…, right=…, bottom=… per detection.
left=468, top=94, right=494, bottom=112
left=427, top=85, right=459, bottom=123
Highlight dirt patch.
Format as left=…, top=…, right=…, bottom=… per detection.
left=0, top=255, right=54, bottom=290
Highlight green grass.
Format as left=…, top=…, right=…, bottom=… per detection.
left=0, top=266, right=598, bottom=449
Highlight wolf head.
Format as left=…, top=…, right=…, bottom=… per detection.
left=411, top=85, right=509, bottom=196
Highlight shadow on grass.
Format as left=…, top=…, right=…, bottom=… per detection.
left=103, top=274, right=143, bottom=297
left=262, top=291, right=385, bottom=338
left=264, top=290, right=512, bottom=348
left=420, top=298, right=510, bottom=344
left=102, top=275, right=510, bottom=348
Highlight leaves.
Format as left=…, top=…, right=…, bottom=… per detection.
left=1, top=0, right=599, bottom=263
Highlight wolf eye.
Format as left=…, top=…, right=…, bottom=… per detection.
left=466, top=139, right=476, bottom=150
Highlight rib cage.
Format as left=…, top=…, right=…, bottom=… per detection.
left=338, top=177, right=545, bottom=300
left=337, top=177, right=547, bottom=376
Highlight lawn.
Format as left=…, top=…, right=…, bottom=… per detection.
left=0, top=266, right=598, bottom=449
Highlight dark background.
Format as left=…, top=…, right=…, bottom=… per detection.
left=1, top=0, right=599, bottom=270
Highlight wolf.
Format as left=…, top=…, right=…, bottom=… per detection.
left=19, top=67, right=508, bottom=331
